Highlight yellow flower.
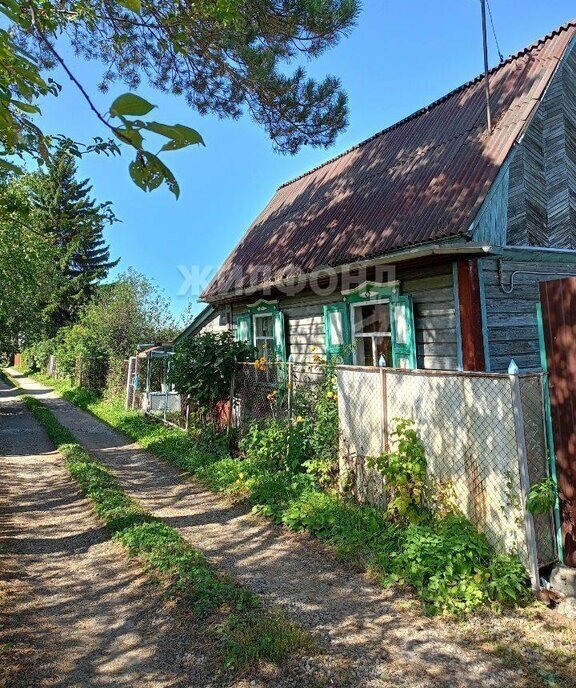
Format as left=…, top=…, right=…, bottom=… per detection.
left=326, top=391, right=334, bottom=399
left=296, top=415, right=304, bottom=423
left=238, top=472, right=245, bottom=480
left=311, top=345, right=317, bottom=352
left=331, top=376, right=337, bottom=384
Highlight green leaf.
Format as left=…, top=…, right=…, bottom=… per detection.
left=12, top=100, right=40, bottom=115
left=129, top=152, right=180, bottom=198
left=110, top=93, right=155, bottom=118
left=117, top=0, right=141, bottom=14
left=115, top=127, right=144, bottom=149
left=141, top=122, right=204, bottom=151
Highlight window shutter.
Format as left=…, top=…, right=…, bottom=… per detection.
left=390, top=296, right=417, bottom=369
left=324, top=303, right=352, bottom=364
left=236, top=314, right=252, bottom=344
left=272, top=310, right=286, bottom=361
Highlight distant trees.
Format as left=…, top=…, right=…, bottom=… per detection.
left=0, top=175, right=58, bottom=356
left=24, top=269, right=178, bottom=391
left=31, top=142, right=119, bottom=333
left=0, top=143, right=118, bottom=356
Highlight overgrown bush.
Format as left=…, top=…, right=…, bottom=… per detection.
left=170, top=330, right=254, bottom=418
left=239, top=361, right=340, bottom=486
left=367, top=418, right=428, bottom=523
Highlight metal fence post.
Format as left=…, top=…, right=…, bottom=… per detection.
left=227, top=363, right=236, bottom=442
left=287, top=356, right=294, bottom=421
left=380, top=367, right=388, bottom=453
left=509, top=369, right=541, bottom=594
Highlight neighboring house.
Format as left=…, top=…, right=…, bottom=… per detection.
left=175, top=305, right=228, bottom=345
left=194, top=20, right=576, bottom=373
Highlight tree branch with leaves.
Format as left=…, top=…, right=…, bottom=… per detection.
left=1, top=0, right=358, bottom=196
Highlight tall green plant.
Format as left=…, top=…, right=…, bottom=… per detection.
left=31, top=142, right=119, bottom=332
left=367, top=419, right=428, bottom=524
left=170, top=331, right=253, bottom=412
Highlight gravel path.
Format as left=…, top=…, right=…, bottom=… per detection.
left=4, top=370, right=532, bottom=688
left=0, top=378, right=238, bottom=688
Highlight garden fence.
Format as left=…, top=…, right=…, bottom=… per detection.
left=336, top=365, right=556, bottom=584
left=233, top=361, right=324, bottom=430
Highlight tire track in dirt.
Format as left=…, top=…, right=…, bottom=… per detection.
left=0, top=379, right=228, bottom=688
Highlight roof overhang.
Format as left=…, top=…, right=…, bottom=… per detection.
left=175, top=305, right=217, bottom=344
left=202, top=240, right=501, bottom=305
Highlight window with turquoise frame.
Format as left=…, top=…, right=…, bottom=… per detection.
left=235, top=300, right=286, bottom=361
left=324, top=282, right=417, bottom=369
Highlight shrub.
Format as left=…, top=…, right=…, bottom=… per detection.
left=170, top=330, right=253, bottom=416
left=367, top=418, right=429, bottom=523
left=526, top=477, right=556, bottom=515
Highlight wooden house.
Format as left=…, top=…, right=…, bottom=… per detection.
left=192, top=21, right=576, bottom=374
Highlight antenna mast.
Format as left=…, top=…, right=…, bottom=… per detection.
left=480, top=0, right=492, bottom=134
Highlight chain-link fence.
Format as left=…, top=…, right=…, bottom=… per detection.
left=233, top=361, right=326, bottom=430
left=336, top=365, right=556, bottom=580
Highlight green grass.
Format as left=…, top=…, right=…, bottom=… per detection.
left=10, top=383, right=312, bottom=669
left=13, top=369, right=532, bottom=616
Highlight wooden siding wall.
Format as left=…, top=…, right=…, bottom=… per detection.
left=507, top=38, right=576, bottom=249
left=232, top=265, right=459, bottom=370
left=481, top=257, right=576, bottom=372
left=197, top=310, right=228, bottom=336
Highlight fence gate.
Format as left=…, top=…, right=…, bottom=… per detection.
left=539, top=277, right=576, bottom=567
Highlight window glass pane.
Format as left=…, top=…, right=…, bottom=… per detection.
left=255, top=315, right=273, bottom=338
left=329, top=310, right=344, bottom=346
left=394, top=304, right=408, bottom=345
left=238, top=320, right=248, bottom=341
left=375, top=337, right=392, bottom=367
left=355, top=337, right=374, bottom=366
left=354, top=303, right=390, bottom=334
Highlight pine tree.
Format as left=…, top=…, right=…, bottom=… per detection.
left=32, top=142, right=119, bottom=333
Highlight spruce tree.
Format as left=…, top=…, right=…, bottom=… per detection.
left=32, top=142, right=119, bottom=333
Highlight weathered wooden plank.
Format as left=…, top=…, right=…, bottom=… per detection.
left=416, top=328, right=460, bottom=344
left=490, top=354, right=540, bottom=372
left=488, top=325, right=536, bottom=342
left=417, top=355, right=459, bottom=370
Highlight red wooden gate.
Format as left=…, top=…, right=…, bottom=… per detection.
left=539, top=277, right=576, bottom=566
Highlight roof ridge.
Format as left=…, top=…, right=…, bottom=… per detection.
left=278, top=17, right=576, bottom=191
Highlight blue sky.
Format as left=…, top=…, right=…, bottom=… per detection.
left=36, top=1, right=576, bottom=322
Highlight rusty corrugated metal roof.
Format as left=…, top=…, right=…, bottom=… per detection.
left=203, top=20, right=576, bottom=301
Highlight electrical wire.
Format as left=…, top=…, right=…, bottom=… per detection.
left=486, top=0, right=505, bottom=63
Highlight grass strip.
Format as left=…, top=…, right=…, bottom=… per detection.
left=9, top=380, right=312, bottom=669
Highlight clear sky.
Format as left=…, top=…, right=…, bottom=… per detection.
left=35, top=1, right=576, bottom=322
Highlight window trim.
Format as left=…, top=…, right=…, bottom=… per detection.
left=253, top=311, right=275, bottom=359
left=350, top=298, right=393, bottom=366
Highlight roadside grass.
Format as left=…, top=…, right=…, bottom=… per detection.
left=15, top=387, right=314, bottom=671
